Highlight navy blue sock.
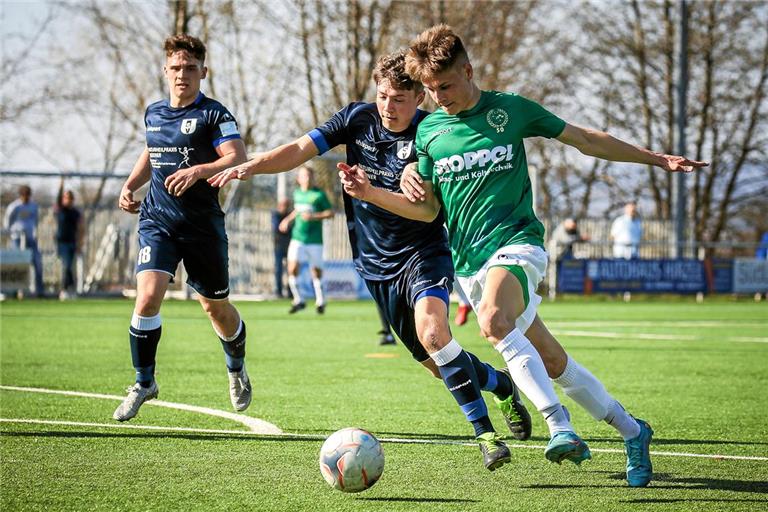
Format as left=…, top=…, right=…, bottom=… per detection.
left=438, top=350, right=494, bottom=437
left=467, top=352, right=513, bottom=399
left=129, top=326, right=161, bottom=387
left=219, top=321, right=246, bottom=372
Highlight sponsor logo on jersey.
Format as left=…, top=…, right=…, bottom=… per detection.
left=180, top=118, right=197, bottom=134
left=433, top=144, right=516, bottom=175
left=355, top=138, right=377, bottom=153
left=396, top=140, right=413, bottom=160
left=146, top=126, right=161, bottom=132
left=178, top=147, right=194, bottom=168
left=487, top=108, right=508, bottom=133
left=219, top=121, right=239, bottom=137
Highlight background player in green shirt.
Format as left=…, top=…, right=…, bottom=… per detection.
left=282, top=165, right=333, bottom=314
left=341, top=24, right=707, bottom=487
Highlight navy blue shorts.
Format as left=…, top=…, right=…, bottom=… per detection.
left=365, top=253, right=454, bottom=363
left=136, top=219, right=230, bottom=300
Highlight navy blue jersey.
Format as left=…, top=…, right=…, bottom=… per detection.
left=142, top=92, right=241, bottom=236
left=308, top=102, right=449, bottom=280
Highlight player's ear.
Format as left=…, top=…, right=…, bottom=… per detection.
left=416, top=90, right=426, bottom=105
left=465, top=62, right=473, bottom=81
left=201, top=65, right=208, bottom=79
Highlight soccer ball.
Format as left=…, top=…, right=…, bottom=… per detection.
left=319, top=427, right=384, bottom=493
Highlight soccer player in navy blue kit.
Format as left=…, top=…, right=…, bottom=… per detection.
left=114, top=35, right=250, bottom=421
left=210, top=51, right=531, bottom=471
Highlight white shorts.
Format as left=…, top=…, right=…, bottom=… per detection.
left=287, top=240, right=324, bottom=269
left=455, top=244, right=548, bottom=334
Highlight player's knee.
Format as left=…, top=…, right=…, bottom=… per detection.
left=134, top=295, right=162, bottom=317
left=476, top=303, right=514, bottom=340
left=200, top=299, right=230, bottom=321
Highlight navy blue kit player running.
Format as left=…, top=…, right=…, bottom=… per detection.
left=210, top=51, right=531, bottom=471
left=114, top=35, right=251, bottom=421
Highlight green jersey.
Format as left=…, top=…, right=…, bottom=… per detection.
left=416, top=90, right=565, bottom=276
left=291, top=187, right=332, bottom=244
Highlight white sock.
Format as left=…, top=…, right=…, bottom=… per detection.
left=213, top=318, right=243, bottom=342
left=606, top=401, right=641, bottom=440
left=312, top=277, right=325, bottom=306
left=429, top=339, right=463, bottom=365
left=288, top=275, right=302, bottom=304
left=554, top=356, right=640, bottom=440
left=131, top=312, right=161, bottom=330
left=495, top=328, right=573, bottom=435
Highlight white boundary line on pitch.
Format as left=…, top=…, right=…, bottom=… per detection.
left=2, top=418, right=766, bottom=462
left=0, top=385, right=282, bottom=434
left=548, top=321, right=767, bottom=329
left=549, top=329, right=768, bottom=344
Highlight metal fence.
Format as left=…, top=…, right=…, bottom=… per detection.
left=1, top=207, right=762, bottom=298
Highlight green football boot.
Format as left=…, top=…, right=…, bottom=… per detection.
left=477, top=432, right=511, bottom=471
left=493, top=367, right=533, bottom=440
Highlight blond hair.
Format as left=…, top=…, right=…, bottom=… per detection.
left=405, top=24, right=468, bottom=81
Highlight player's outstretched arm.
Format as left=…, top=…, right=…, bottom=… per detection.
left=119, top=149, right=152, bottom=214
left=208, top=135, right=319, bottom=188
left=338, top=162, right=440, bottom=222
left=556, top=124, right=709, bottom=173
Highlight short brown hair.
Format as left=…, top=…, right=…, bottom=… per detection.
left=164, top=34, right=206, bottom=62
left=372, top=50, right=423, bottom=93
left=405, top=24, right=468, bottom=82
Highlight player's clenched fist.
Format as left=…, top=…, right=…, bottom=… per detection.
left=118, top=187, right=141, bottom=214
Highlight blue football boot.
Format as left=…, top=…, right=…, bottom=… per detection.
left=625, top=418, right=654, bottom=487
left=545, top=431, right=592, bottom=465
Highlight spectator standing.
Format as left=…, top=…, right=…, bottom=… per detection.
left=551, top=218, right=589, bottom=261
left=610, top=202, right=642, bottom=259
left=271, top=197, right=293, bottom=298
left=4, top=185, right=44, bottom=296
left=55, top=178, right=83, bottom=300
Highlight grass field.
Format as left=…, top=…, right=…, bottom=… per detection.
left=1, top=298, right=767, bottom=511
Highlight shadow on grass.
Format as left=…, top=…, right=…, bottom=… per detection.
left=526, top=472, right=768, bottom=494
left=357, top=497, right=478, bottom=504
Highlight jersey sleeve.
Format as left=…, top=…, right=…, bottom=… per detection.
left=415, top=127, right=435, bottom=181
left=518, top=96, right=566, bottom=139
left=208, top=104, right=241, bottom=147
left=307, top=103, right=361, bottom=155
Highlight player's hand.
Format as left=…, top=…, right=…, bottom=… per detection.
left=165, top=167, right=201, bottom=196
left=208, top=162, right=254, bottom=188
left=658, top=154, right=709, bottom=173
left=300, top=212, right=313, bottom=221
left=278, top=219, right=291, bottom=233
left=118, top=187, right=141, bottom=214
left=337, top=162, right=371, bottom=201
left=400, top=162, right=425, bottom=202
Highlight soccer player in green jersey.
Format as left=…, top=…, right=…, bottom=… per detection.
left=340, top=24, right=707, bottom=487
left=282, top=165, right=333, bottom=314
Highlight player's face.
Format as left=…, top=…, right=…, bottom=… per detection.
left=375, top=80, right=424, bottom=132
left=297, top=168, right=313, bottom=190
left=421, top=62, right=475, bottom=115
left=164, top=50, right=207, bottom=106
